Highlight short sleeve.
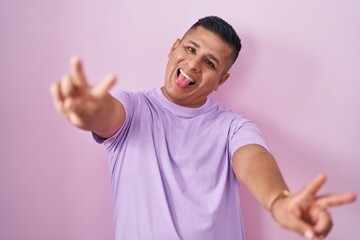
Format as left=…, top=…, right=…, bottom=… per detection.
left=229, top=119, right=268, bottom=158
left=92, top=90, right=138, bottom=152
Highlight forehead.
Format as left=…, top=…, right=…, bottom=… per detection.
left=181, top=27, right=233, bottom=62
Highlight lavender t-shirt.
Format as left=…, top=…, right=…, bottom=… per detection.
left=94, top=88, right=267, bottom=240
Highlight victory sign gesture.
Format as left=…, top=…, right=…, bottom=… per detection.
left=50, top=56, right=125, bottom=138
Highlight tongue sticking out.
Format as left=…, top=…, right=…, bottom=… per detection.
left=176, top=73, right=191, bottom=88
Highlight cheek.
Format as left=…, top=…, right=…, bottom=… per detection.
left=203, top=72, right=222, bottom=85
left=172, top=48, right=187, bottom=60
left=166, top=53, right=179, bottom=70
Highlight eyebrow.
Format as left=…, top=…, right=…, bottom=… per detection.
left=188, top=40, right=220, bottom=66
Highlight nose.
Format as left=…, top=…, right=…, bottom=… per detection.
left=187, top=55, right=202, bottom=72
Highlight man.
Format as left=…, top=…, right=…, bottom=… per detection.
left=50, top=16, right=356, bottom=239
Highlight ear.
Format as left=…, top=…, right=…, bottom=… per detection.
left=168, top=39, right=181, bottom=57
left=215, top=73, right=230, bottom=91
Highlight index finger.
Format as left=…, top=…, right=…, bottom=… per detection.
left=70, top=55, right=88, bottom=87
left=91, top=73, right=117, bottom=98
left=299, top=174, right=327, bottom=198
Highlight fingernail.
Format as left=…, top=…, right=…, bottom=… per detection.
left=304, top=230, right=314, bottom=239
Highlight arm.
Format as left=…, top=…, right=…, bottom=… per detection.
left=50, top=56, right=125, bottom=138
left=232, top=144, right=288, bottom=210
left=232, top=144, right=357, bottom=239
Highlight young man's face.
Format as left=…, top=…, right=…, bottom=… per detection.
left=162, top=26, right=234, bottom=108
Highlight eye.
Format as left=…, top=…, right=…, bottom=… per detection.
left=187, top=47, right=196, bottom=54
left=205, top=59, right=215, bottom=69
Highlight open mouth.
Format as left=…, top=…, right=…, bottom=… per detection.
left=176, top=69, right=195, bottom=88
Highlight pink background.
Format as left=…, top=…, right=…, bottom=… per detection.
left=1, top=0, right=359, bottom=239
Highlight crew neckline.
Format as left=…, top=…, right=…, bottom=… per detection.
left=154, top=88, right=213, bottom=118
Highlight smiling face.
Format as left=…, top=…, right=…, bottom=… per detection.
left=161, top=26, right=234, bottom=108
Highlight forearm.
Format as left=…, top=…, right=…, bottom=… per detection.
left=232, top=144, right=289, bottom=210
left=89, top=93, right=125, bottom=138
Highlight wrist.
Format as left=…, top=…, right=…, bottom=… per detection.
left=269, top=190, right=291, bottom=216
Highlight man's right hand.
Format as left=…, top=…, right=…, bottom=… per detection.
left=50, top=56, right=125, bottom=138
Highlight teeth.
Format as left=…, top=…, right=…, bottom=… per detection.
left=180, top=69, right=195, bottom=83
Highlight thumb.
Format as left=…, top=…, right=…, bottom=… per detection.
left=291, top=218, right=315, bottom=240
left=91, top=74, right=117, bottom=97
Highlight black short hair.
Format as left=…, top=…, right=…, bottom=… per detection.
left=189, top=16, right=242, bottom=64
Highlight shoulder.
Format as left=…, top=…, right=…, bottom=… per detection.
left=206, top=98, right=247, bottom=123
left=110, top=89, right=159, bottom=108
